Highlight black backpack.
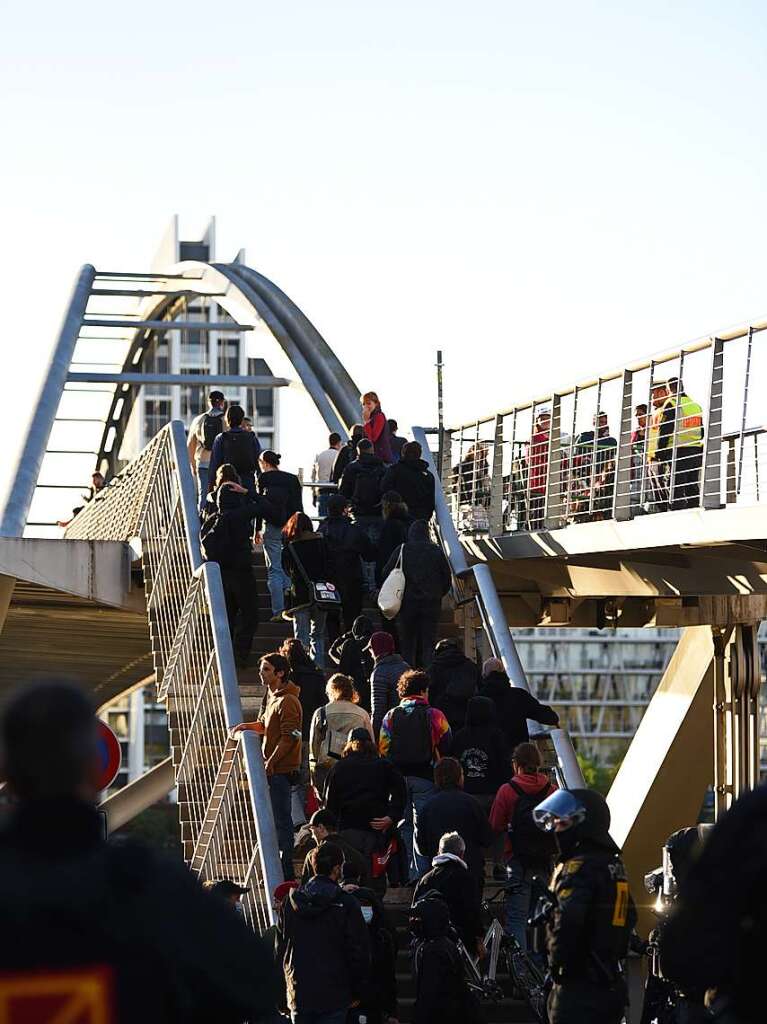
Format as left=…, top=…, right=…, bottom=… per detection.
left=218, top=431, right=257, bottom=477
left=388, top=704, right=433, bottom=767
left=199, top=411, right=224, bottom=451
left=352, top=466, right=382, bottom=512
left=507, top=780, right=557, bottom=867
left=200, top=510, right=235, bottom=565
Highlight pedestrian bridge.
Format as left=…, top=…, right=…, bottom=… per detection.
left=0, top=251, right=764, bottom=934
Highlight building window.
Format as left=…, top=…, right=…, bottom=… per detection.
left=218, top=337, right=240, bottom=376
left=144, top=398, right=172, bottom=439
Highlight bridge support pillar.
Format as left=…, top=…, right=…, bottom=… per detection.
left=713, top=623, right=761, bottom=817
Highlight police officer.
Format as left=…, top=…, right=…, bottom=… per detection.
left=533, top=788, right=636, bottom=1024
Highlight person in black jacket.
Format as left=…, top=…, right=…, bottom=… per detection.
left=413, top=831, right=484, bottom=955
left=300, top=809, right=369, bottom=889
left=318, top=494, right=377, bottom=639
left=428, top=639, right=479, bottom=732
left=339, top=439, right=386, bottom=544
left=411, top=894, right=482, bottom=1024
left=278, top=842, right=371, bottom=1023
left=331, top=424, right=366, bottom=485
left=479, top=657, right=560, bottom=751
left=380, top=441, right=436, bottom=522
left=255, top=450, right=304, bottom=618
left=343, top=861, right=399, bottom=1024
left=328, top=615, right=375, bottom=710
left=382, top=520, right=451, bottom=669
left=280, top=637, right=328, bottom=827
left=0, top=682, right=277, bottom=1024
left=207, top=403, right=262, bottom=491
left=417, top=757, right=494, bottom=890
left=202, top=479, right=266, bottom=668
left=281, top=513, right=334, bottom=669
left=375, top=490, right=412, bottom=587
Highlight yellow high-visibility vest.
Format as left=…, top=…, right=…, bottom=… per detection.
left=668, top=395, right=704, bottom=447
left=647, top=407, right=665, bottom=459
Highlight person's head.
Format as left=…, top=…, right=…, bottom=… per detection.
left=434, top=637, right=459, bottom=656
left=533, top=788, right=615, bottom=858
left=668, top=376, right=682, bottom=395
left=512, top=741, right=543, bottom=775
left=350, top=424, right=365, bottom=443
left=215, top=463, right=240, bottom=488
left=273, top=880, right=298, bottom=914
left=259, top=652, right=290, bottom=691
left=309, top=808, right=337, bottom=843
left=401, top=441, right=422, bottom=463
left=203, top=879, right=248, bottom=908
left=308, top=840, right=344, bottom=882
left=397, top=669, right=430, bottom=700
left=535, top=409, right=552, bottom=432
left=593, top=410, right=609, bottom=432
left=388, top=418, right=399, bottom=434
left=279, top=637, right=314, bottom=673
left=326, top=494, right=350, bottom=518
left=328, top=432, right=342, bottom=449
left=325, top=673, right=359, bottom=704
left=342, top=727, right=377, bottom=759
left=282, top=512, right=314, bottom=543
left=259, top=450, right=281, bottom=472
left=407, top=519, right=430, bottom=544
left=434, top=757, right=463, bottom=790
left=225, top=405, right=245, bottom=429
left=465, top=695, right=495, bottom=729
left=242, top=417, right=253, bottom=432
left=91, top=472, right=105, bottom=490
left=1, top=682, right=101, bottom=802
left=382, top=490, right=408, bottom=520
left=357, top=438, right=374, bottom=458
left=361, top=391, right=381, bottom=418
left=635, top=403, right=648, bottom=428
left=651, top=381, right=670, bottom=408
left=481, top=656, right=505, bottom=679
left=209, top=390, right=225, bottom=410
left=438, top=831, right=466, bottom=860
left=367, top=631, right=395, bottom=661
left=352, top=615, right=374, bottom=641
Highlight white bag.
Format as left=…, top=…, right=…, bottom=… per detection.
left=378, top=545, right=406, bottom=620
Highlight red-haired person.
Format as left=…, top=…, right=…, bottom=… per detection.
left=281, top=512, right=334, bottom=669
left=361, top=391, right=394, bottom=465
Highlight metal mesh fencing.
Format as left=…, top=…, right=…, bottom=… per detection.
left=65, top=421, right=282, bottom=931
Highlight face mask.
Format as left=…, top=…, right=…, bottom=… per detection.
left=234, top=902, right=245, bottom=915
left=361, top=906, right=374, bottom=925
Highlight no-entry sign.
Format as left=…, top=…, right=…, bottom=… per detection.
left=96, top=721, right=122, bottom=791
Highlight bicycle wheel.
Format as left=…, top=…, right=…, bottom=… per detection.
left=507, top=946, right=548, bottom=1023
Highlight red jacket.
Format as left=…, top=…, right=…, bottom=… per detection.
left=364, top=409, right=393, bottom=464
left=489, top=772, right=557, bottom=860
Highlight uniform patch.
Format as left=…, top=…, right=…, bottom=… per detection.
left=612, top=880, right=629, bottom=927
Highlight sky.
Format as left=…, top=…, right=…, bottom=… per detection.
left=2, top=0, right=767, bottom=515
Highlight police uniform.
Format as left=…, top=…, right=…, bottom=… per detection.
left=545, top=790, right=637, bottom=1024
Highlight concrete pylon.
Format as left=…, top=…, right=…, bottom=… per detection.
left=607, top=626, right=715, bottom=933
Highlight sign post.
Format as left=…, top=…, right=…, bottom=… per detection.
left=96, top=721, right=122, bottom=793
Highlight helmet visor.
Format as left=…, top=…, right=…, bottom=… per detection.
left=532, top=790, right=587, bottom=833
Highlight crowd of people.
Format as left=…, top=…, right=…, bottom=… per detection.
left=456, top=376, right=705, bottom=531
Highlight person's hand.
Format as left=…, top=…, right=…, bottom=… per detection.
left=349, top=1000, right=360, bottom=1009
left=370, top=816, right=393, bottom=831
left=254, top=532, right=263, bottom=545
left=264, top=761, right=274, bottom=777
left=476, top=939, right=486, bottom=959
left=222, top=481, right=247, bottom=494
left=231, top=721, right=265, bottom=737
left=342, top=883, right=359, bottom=893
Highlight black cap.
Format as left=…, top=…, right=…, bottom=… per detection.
left=204, top=879, right=249, bottom=898
left=348, top=727, right=371, bottom=743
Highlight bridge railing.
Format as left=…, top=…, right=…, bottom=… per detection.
left=443, top=316, right=767, bottom=535
left=65, top=421, right=282, bottom=932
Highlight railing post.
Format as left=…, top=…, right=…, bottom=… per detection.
left=544, top=394, right=562, bottom=529
left=489, top=415, right=504, bottom=534
left=703, top=338, right=725, bottom=509
left=614, top=369, right=634, bottom=521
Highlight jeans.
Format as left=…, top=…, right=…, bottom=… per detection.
left=269, top=772, right=295, bottom=880
left=404, top=775, right=435, bottom=880
left=293, top=608, right=327, bottom=669
left=197, top=465, right=210, bottom=514
left=317, top=491, right=331, bottom=518
left=263, top=523, right=290, bottom=615
left=398, top=602, right=441, bottom=669
left=220, top=567, right=259, bottom=666
left=291, top=1011, right=347, bottom=1024
left=504, top=856, right=535, bottom=950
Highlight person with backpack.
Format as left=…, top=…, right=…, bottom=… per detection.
left=342, top=861, right=399, bottom=1024
left=489, top=741, right=557, bottom=950
left=380, top=520, right=452, bottom=669
left=338, top=438, right=386, bottom=558
left=200, top=477, right=267, bottom=668
left=317, top=494, right=377, bottom=640
left=308, top=673, right=374, bottom=797
left=207, top=404, right=262, bottom=493
left=255, top=450, right=303, bottom=618
left=380, top=441, right=436, bottom=522
left=328, top=615, right=375, bottom=711
left=379, top=670, right=452, bottom=883
left=416, top=757, right=494, bottom=891
left=428, top=639, right=479, bottom=732
left=410, top=892, right=482, bottom=1024
left=188, top=390, right=227, bottom=513
left=331, top=424, right=366, bottom=485
left=479, top=657, right=560, bottom=752
left=413, top=830, right=485, bottom=956
left=281, top=513, right=334, bottom=670
left=361, top=391, right=394, bottom=465
left=368, top=631, right=410, bottom=738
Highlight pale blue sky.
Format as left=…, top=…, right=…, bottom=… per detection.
left=2, top=0, right=766, bottom=506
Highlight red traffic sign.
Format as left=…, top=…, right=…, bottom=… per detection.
left=96, top=721, right=122, bottom=791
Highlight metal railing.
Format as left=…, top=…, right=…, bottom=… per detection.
left=442, top=315, right=767, bottom=535
left=412, top=426, right=585, bottom=789
left=66, top=421, right=282, bottom=931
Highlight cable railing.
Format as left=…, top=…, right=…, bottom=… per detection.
left=443, top=316, right=767, bottom=535
left=65, top=421, right=282, bottom=932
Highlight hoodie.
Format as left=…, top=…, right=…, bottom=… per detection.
left=413, top=854, right=483, bottom=949
left=328, top=616, right=375, bottom=709
left=279, top=875, right=371, bottom=1013
left=261, top=681, right=302, bottom=774
left=451, top=696, right=510, bottom=795
left=429, top=643, right=479, bottom=731
left=479, top=669, right=560, bottom=751
left=381, top=520, right=451, bottom=607
left=489, top=771, right=557, bottom=860
left=380, top=458, right=436, bottom=521
left=370, top=652, right=411, bottom=736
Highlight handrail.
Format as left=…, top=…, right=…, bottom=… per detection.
left=411, top=425, right=585, bottom=789
left=66, top=421, right=283, bottom=931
